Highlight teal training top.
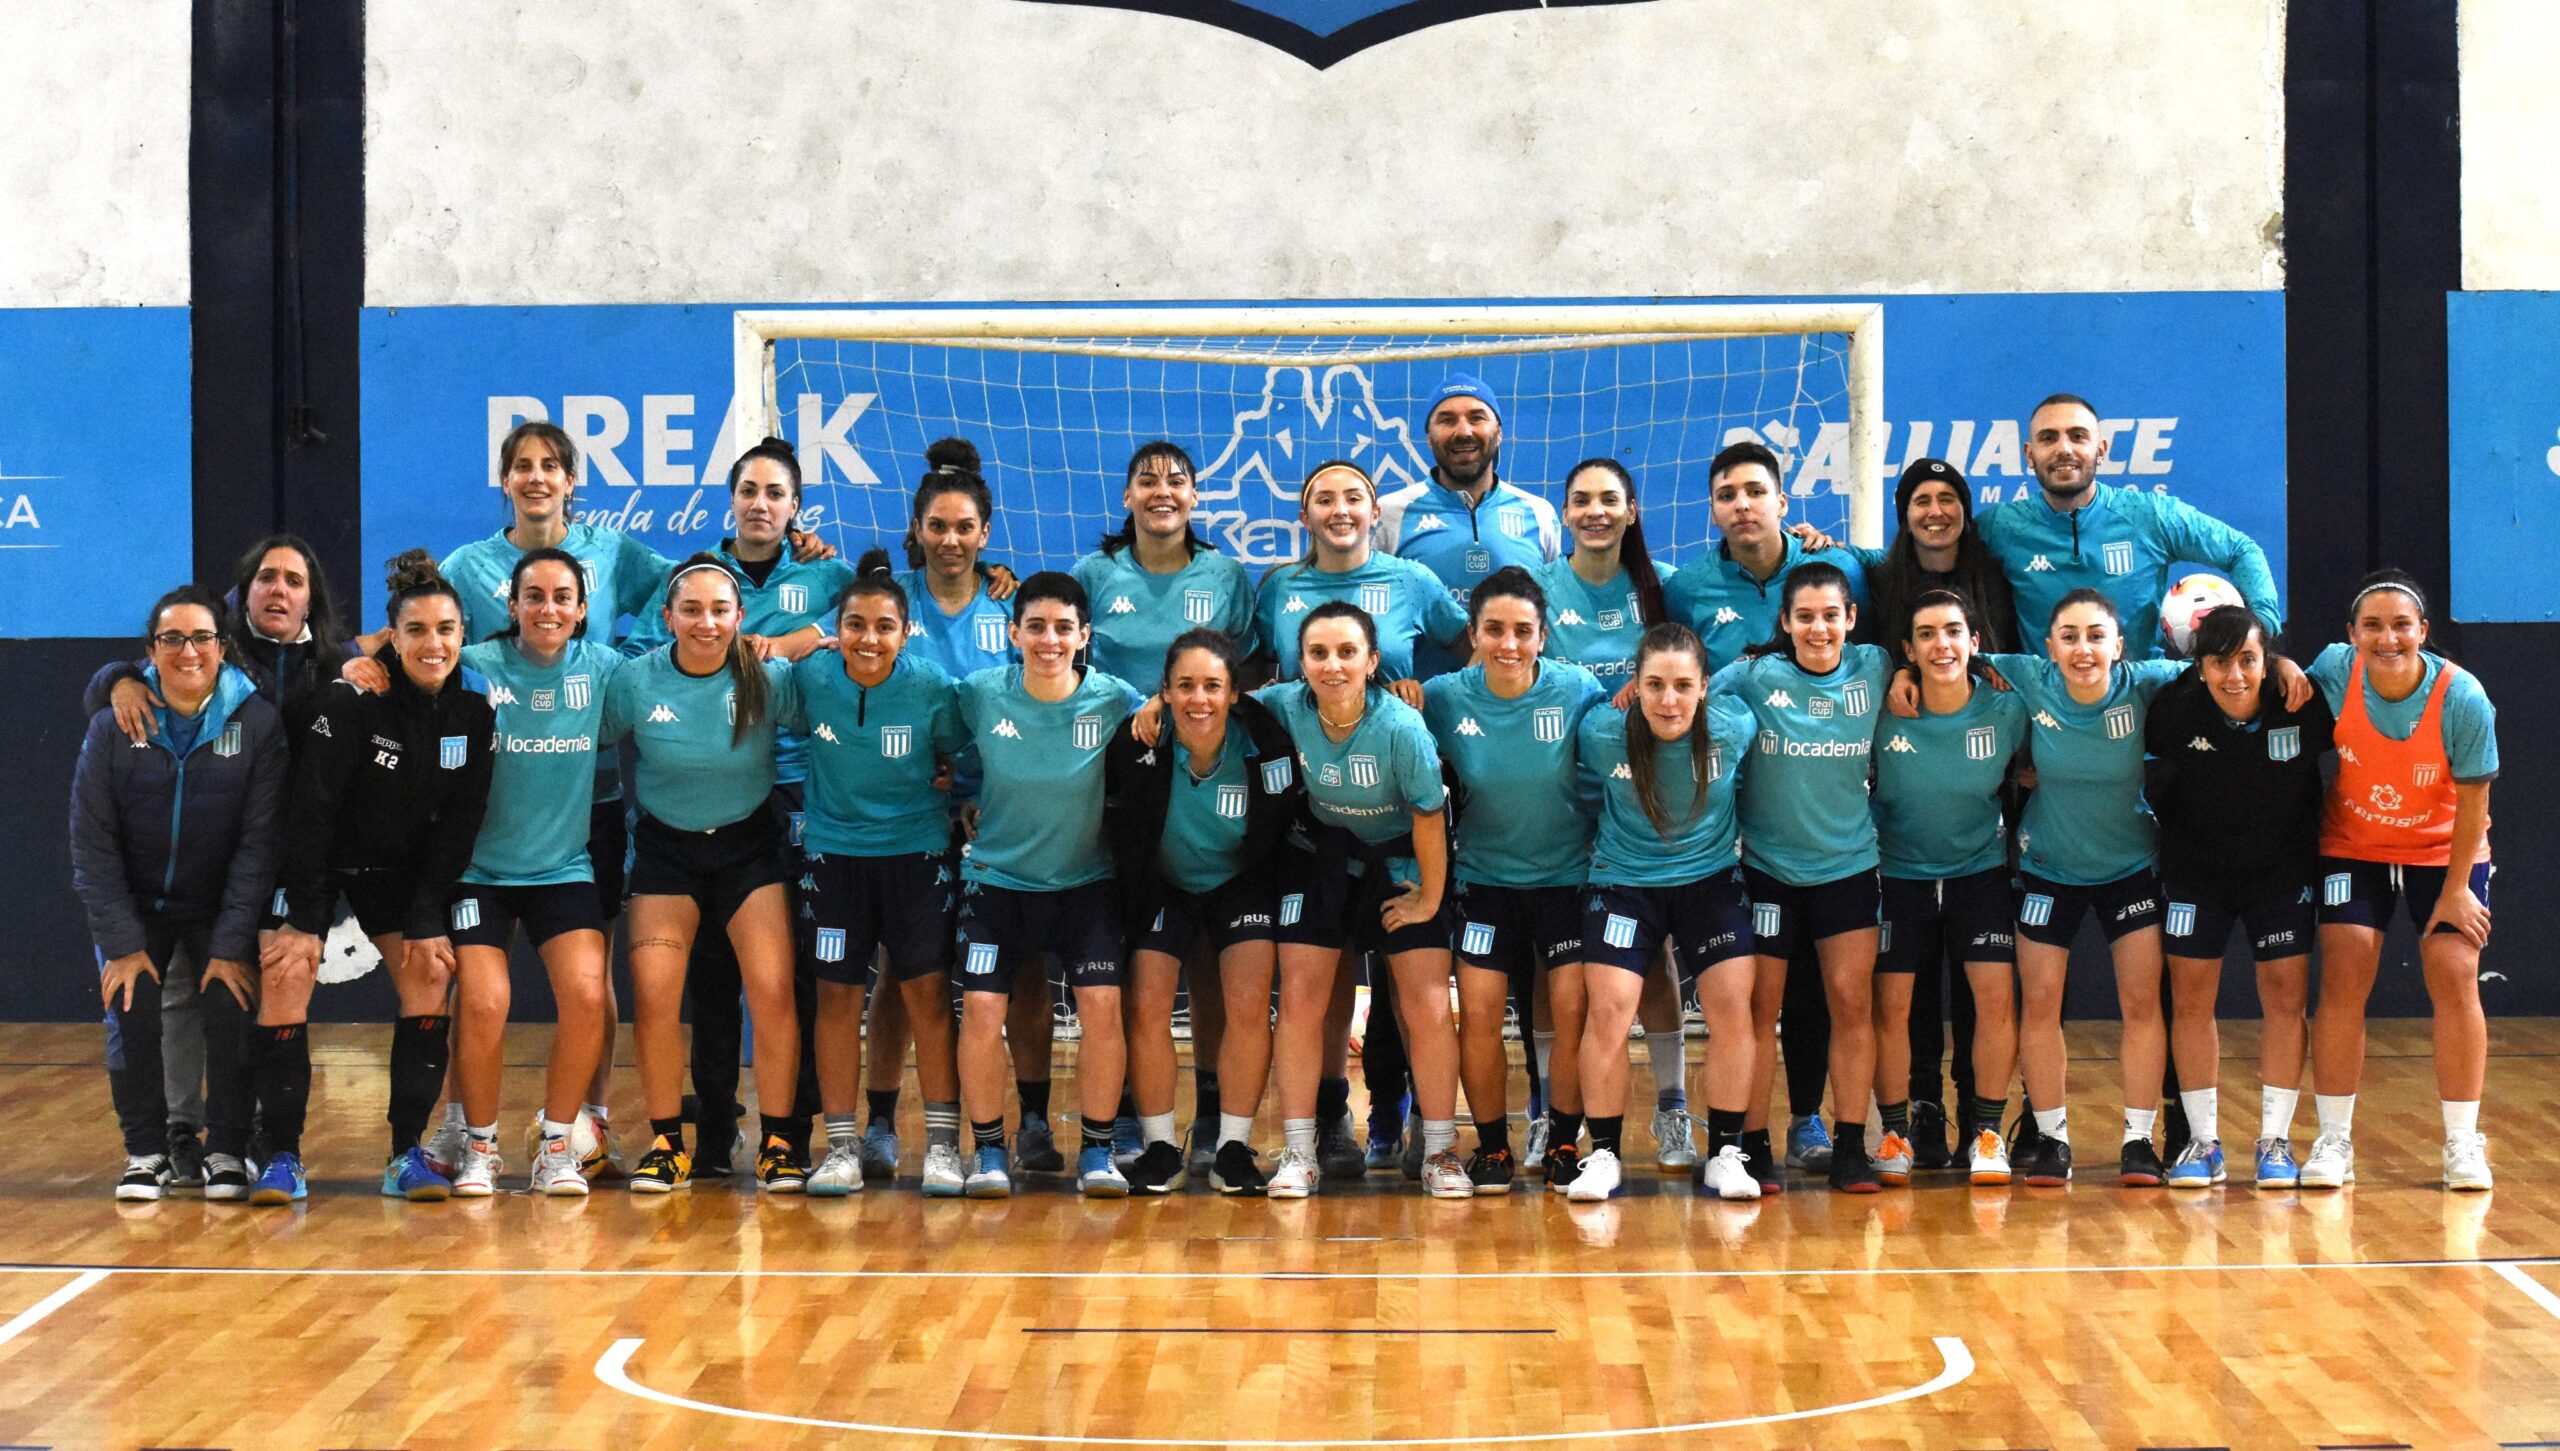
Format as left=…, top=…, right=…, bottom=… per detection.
left=1423, top=661, right=1608, bottom=888
left=954, top=666, right=1144, bottom=891
left=783, top=649, right=970, bottom=858
left=626, top=545, right=854, bottom=786
left=1532, top=557, right=1665, bottom=685
left=1984, top=652, right=2185, bottom=885
left=1715, top=644, right=1895, bottom=885
left=1072, top=546, right=1256, bottom=694
left=899, top=569, right=1018, bottom=681
left=1662, top=536, right=1873, bottom=672
left=1254, top=681, right=1447, bottom=847
left=459, top=637, right=622, bottom=887
left=1155, top=724, right=1254, bottom=895
left=1579, top=695, right=1755, bottom=887
left=1871, top=680, right=2030, bottom=880
left=600, top=648, right=799, bottom=832
left=1975, top=484, right=2281, bottom=659
left=2307, top=643, right=2499, bottom=782
left=1250, top=554, right=1469, bottom=683
left=440, top=520, right=674, bottom=645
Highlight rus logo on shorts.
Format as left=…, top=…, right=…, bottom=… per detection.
left=881, top=724, right=912, bottom=759
left=1184, top=588, right=1216, bottom=624
left=1073, top=715, right=1106, bottom=750
left=1358, top=583, right=1391, bottom=616
left=1348, top=754, right=1379, bottom=788
left=1966, top=726, right=1998, bottom=760
left=974, top=616, right=1008, bottom=655
left=1533, top=706, right=1565, bottom=743
left=1216, top=784, right=1247, bottom=818
left=564, top=674, right=591, bottom=711
left=2267, top=726, right=2301, bottom=761
left=2105, top=704, right=2136, bottom=740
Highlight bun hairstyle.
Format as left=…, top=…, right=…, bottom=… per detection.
left=728, top=435, right=803, bottom=504
left=1098, top=440, right=1208, bottom=560
left=383, top=548, right=464, bottom=627
left=1563, top=457, right=1669, bottom=629
left=500, top=546, right=590, bottom=641
left=663, top=552, right=769, bottom=746
left=2046, top=585, right=2122, bottom=632
left=1624, top=622, right=1714, bottom=838
left=1161, top=625, right=1246, bottom=695
left=1744, top=560, right=1854, bottom=661
left=904, top=437, right=995, bottom=570
left=834, top=550, right=909, bottom=629
left=144, top=583, right=231, bottom=642
left=1468, top=564, right=1548, bottom=629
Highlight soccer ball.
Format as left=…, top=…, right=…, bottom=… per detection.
left=2161, top=573, right=2246, bottom=656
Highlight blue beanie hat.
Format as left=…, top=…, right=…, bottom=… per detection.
left=1428, top=373, right=1501, bottom=428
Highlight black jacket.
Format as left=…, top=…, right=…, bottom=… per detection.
left=87, top=628, right=357, bottom=726
left=2143, top=666, right=2335, bottom=903
left=278, top=651, right=496, bottom=938
left=1103, top=696, right=1306, bottom=939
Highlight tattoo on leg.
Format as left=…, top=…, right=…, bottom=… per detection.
left=631, top=936, right=686, bottom=952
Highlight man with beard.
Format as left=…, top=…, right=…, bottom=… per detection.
left=1376, top=375, right=1563, bottom=681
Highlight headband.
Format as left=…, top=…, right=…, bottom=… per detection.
left=2351, top=580, right=2426, bottom=619
left=669, top=561, right=737, bottom=594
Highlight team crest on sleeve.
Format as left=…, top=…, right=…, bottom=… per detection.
left=1261, top=758, right=1294, bottom=794
left=1461, top=921, right=1495, bottom=957
left=1357, top=583, right=1391, bottom=615
left=1843, top=680, right=1871, bottom=717
left=1965, top=725, right=1999, bottom=760
left=1532, top=707, right=1565, bottom=743
left=439, top=735, right=468, bottom=770
left=974, top=616, right=1008, bottom=654
left=779, top=583, right=808, bottom=615
left=1216, top=784, right=1248, bottom=818
left=1184, top=588, right=1216, bottom=624
left=2104, top=704, right=2136, bottom=740
left=814, top=927, right=846, bottom=963
left=2413, top=762, right=2441, bottom=787
left=564, top=674, right=591, bottom=710
left=1348, top=754, right=1379, bottom=788
left=1073, top=715, right=1106, bottom=750
left=2102, top=541, right=2135, bottom=575
left=2267, top=726, right=2301, bottom=762
left=213, top=721, right=243, bottom=758
left=881, top=724, right=912, bottom=758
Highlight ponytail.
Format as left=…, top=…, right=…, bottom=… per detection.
left=1564, top=457, right=1669, bottom=627
left=665, top=552, right=767, bottom=747
left=383, top=548, right=462, bottom=628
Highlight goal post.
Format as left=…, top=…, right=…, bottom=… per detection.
left=730, top=302, right=1886, bottom=575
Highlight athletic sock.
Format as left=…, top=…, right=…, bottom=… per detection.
left=972, top=1119, right=1006, bottom=1150
left=253, top=1023, right=311, bottom=1155
left=388, top=1016, right=450, bottom=1159
left=758, top=1113, right=797, bottom=1150
left=2443, top=1099, right=2480, bottom=1138
left=923, top=1102, right=961, bottom=1150
left=467, top=1121, right=497, bottom=1148
left=1218, top=1111, right=1256, bottom=1148
left=1833, top=1121, right=1866, bottom=1157
left=1647, top=1031, right=1690, bottom=1112
left=2315, top=1093, right=2356, bottom=1139
left=1879, top=1100, right=1911, bottom=1135
left=1706, top=1107, right=1745, bottom=1155
left=1316, top=1075, right=1351, bottom=1127
left=1420, top=1119, right=1456, bottom=1158
left=1140, top=1112, right=1177, bottom=1148
left=583, top=1101, right=611, bottom=1126
left=1589, top=1115, right=1623, bottom=1155
left=1741, top=1127, right=1774, bottom=1166
left=1973, top=1097, right=2006, bottom=1135
left=539, top=1116, right=576, bottom=1143
left=2124, top=1106, right=2158, bottom=1144
left=1548, top=1109, right=1584, bottom=1149
left=1476, top=1116, right=1510, bottom=1155
left=2260, top=1086, right=2300, bottom=1140
left=1283, top=1117, right=1317, bottom=1155
left=1017, top=1079, right=1051, bottom=1121
left=649, top=1116, right=685, bottom=1148
left=866, top=1088, right=900, bottom=1128
left=2178, top=1088, right=2218, bottom=1146
left=442, top=1100, right=467, bottom=1131
left=1117, top=1088, right=1139, bottom=1124
left=2034, top=1106, right=2069, bottom=1145
left=825, top=1112, right=860, bottom=1149
left=1081, top=1121, right=1114, bottom=1152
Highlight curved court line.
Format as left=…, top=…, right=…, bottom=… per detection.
left=594, top=1333, right=1974, bottom=1446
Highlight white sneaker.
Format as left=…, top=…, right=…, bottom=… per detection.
left=530, top=1135, right=590, bottom=1197
left=1423, top=1149, right=1474, bottom=1199
left=2298, top=1132, right=2356, bottom=1189
left=452, top=1139, right=503, bottom=1197
left=921, top=1142, right=966, bottom=1198
left=1700, top=1144, right=1760, bottom=1201
left=1968, top=1129, right=2012, bottom=1186
left=1523, top=1115, right=1552, bottom=1177
left=1267, top=1145, right=1320, bottom=1199
left=1652, top=1109, right=1698, bottom=1170
left=426, top=1118, right=470, bottom=1179
left=808, top=1143, right=866, bottom=1197
left=1568, top=1147, right=1624, bottom=1202
left=2444, top=1131, right=2493, bottom=1192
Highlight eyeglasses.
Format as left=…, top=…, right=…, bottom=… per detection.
left=151, top=631, right=222, bottom=650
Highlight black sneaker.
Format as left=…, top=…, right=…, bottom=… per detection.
left=1543, top=1143, right=1582, bottom=1193
left=2119, top=1138, right=2166, bottom=1187
left=2022, top=1135, right=2073, bottom=1187
left=1211, top=1141, right=1267, bottom=1195
left=1127, top=1141, right=1188, bottom=1195
left=1828, top=1140, right=1881, bottom=1194
left=2009, top=1104, right=2045, bottom=1163
left=1910, top=1102, right=1952, bottom=1172
left=167, top=1127, right=206, bottom=1191
left=2161, top=1101, right=2191, bottom=1170
left=203, top=1153, right=253, bottom=1201
left=1465, top=1147, right=1516, bottom=1196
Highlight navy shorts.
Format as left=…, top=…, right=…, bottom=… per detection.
left=2315, top=857, right=2494, bottom=935
left=802, top=848, right=959, bottom=988
left=2162, top=879, right=2315, bottom=962
left=956, top=880, right=1123, bottom=992
left=1133, top=874, right=1277, bottom=958
left=1453, top=882, right=1584, bottom=986
left=450, top=880, right=604, bottom=952
left=1743, top=865, right=1881, bottom=956
left=1581, top=870, right=1754, bottom=983
left=1880, top=867, right=2017, bottom=974
left=266, top=868, right=416, bottom=941
left=1274, top=832, right=1451, bottom=958
left=588, top=796, right=629, bottom=921
left=628, top=806, right=791, bottom=929
left=2016, top=868, right=2162, bottom=949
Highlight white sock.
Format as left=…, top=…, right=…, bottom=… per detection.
left=467, top=1121, right=497, bottom=1147
left=1218, top=1112, right=1256, bottom=1148
left=2178, top=1088, right=2218, bottom=1146
left=1283, top=1118, right=1316, bottom=1155
left=1531, top=1030, right=1554, bottom=1084
left=2124, top=1107, right=2157, bottom=1144
left=2315, top=1093, right=2356, bottom=1139
left=539, top=1116, right=576, bottom=1143
left=1647, top=1030, right=1690, bottom=1103
left=442, top=1101, right=467, bottom=1129
left=2260, top=1086, right=2299, bottom=1141
left=1421, top=1119, right=1456, bottom=1157
left=2443, top=1100, right=2480, bottom=1138
left=1140, top=1112, right=1177, bottom=1148
left=2034, top=1106, right=2069, bottom=1144
left=583, top=1101, right=611, bottom=1125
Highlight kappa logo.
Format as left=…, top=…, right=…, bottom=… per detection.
left=2370, top=783, right=2402, bottom=811
left=814, top=928, right=846, bottom=963
left=880, top=723, right=911, bottom=758
left=2188, top=736, right=2215, bottom=753
left=1555, top=609, right=1587, bottom=627
left=799, top=872, right=819, bottom=891
left=1216, top=783, right=1248, bottom=818
left=1283, top=596, right=1308, bottom=614
left=310, top=716, right=332, bottom=738
left=1261, top=758, right=1293, bottom=793
left=1022, top=0, right=1663, bottom=70
left=1532, top=706, right=1565, bottom=743
left=530, top=688, right=555, bottom=712
left=1965, top=726, right=1998, bottom=760
left=1456, top=718, right=1484, bottom=737
left=1610, top=762, right=1631, bottom=779
left=2413, top=762, right=2441, bottom=787
left=2102, top=541, right=2136, bottom=576
left=2025, top=555, right=2056, bottom=572
left=1713, top=607, right=1742, bottom=626
left=212, top=721, right=243, bottom=758
left=1358, top=583, right=1392, bottom=616
left=1107, top=596, right=1137, bottom=615
left=2268, top=726, right=2301, bottom=762
left=2033, top=710, right=2061, bottom=731
left=1348, top=753, right=1379, bottom=788
left=1765, top=689, right=1794, bottom=709
left=779, top=583, right=808, bottom=615
left=564, top=674, right=591, bottom=711
left=2105, top=705, right=2136, bottom=740
left=813, top=722, right=840, bottom=744
left=1412, top=513, right=1448, bottom=533
left=486, top=684, right=519, bottom=707
left=992, top=719, right=1022, bottom=740
left=907, top=621, right=928, bottom=639
left=1461, top=922, right=1496, bottom=957
left=130, top=737, right=150, bottom=749
left=1885, top=734, right=1917, bottom=754
left=646, top=704, right=679, bottom=724
left=1184, top=588, right=1216, bottom=625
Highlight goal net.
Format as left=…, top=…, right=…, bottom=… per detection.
left=732, top=305, right=1885, bottom=579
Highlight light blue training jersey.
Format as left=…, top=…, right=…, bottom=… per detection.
left=1715, top=644, right=1895, bottom=886
left=784, top=649, right=970, bottom=859
left=1254, top=681, right=1447, bottom=847
left=1532, top=556, right=1667, bottom=685
left=1975, top=484, right=2280, bottom=659
left=1422, top=661, right=1607, bottom=889
left=1072, top=545, right=1256, bottom=695
left=954, top=665, right=1144, bottom=891
left=898, top=568, right=1017, bottom=681
left=1251, top=553, right=1469, bottom=683
left=1578, top=695, right=1756, bottom=888
left=625, top=545, right=856, bottom=785
left=600, top=648, right=799, bottom=833
left=1156, top=725, right=1255, bottom=896
left=1984, top=652, right=2185, bottom=886
left=459, top=637, right=622, bottom=886
left=1376, top=473, right=1564, bottom=678
left=1871, top=680, right=2029, bottom=880
left=1662, top=535, right=1874, bottom=672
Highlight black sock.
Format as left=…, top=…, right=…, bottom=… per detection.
left=252, top=1023, right=310, bottom=1156
left=1590, top=1115, right=1623, bottom=1155
left=1194, top=1072, right=1220, bottom=1123
left=1117, top=1088, right=1137, bottom=1121
left=1317, top=1075, right=1351, bottom=1125
left=1974, top=1097, right=2006, bottom=1134
left=866, top=1088, right=900, bottom=1128
left=1741, top=1127, right=1774, bottom=1168
left=1477, top=1116, right=1510, bottom=1154
left=972, top=1118, right=1006, bottom=1150
left=650, top=1116, right=686, bottom=1148
left=759, top=1113, right=798, bottom=1151
left=1833, top=1121, right=1867, bottom=1156
left=1707, top=1108, right=1746, bottom=1154
left=1879, top=1100, right=1911, bottom=1134
left=388, top=1015, right=449, bottom=1160
left=1548, top=1110, right=1584, bottom=1149
left=1082, top=1121, right=1114, bottom=1152
left=1018, top=1079, right=1051, bottom=1120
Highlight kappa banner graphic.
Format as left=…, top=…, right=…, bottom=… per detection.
left=1021, top=0, right=1658, bottom=69
left=2447, top=291, right=2560, bottom=622
left=358, top=294, right=2286, bottom=622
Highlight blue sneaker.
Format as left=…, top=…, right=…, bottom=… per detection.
left=1111, top=1115, right=1144, bottom=1169
left=380, top=1146, right=454, bottom=1201
left=2254, top=1137, right=2301, bottom=1189
left=249, top=1151, right=306, bottom=1205
left=964, top=1145, right=1012, bottom=1199
left=1786, top=1114, right=1834, bottom=1171
left=858, top=1122, right=900, bottom=1183
left=1078, top=1144, right=1131, bottom=1198
left=2166, top=1138, right=2226, bottom=1189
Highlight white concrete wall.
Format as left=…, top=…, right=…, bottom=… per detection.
left=2459, top=0, right=2560, bottom=291
left=365, top=0, right=2288, bottom=306
left=0, top=3, right=191, bottom=307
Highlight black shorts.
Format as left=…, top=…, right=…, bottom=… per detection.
left=802, top=848, right=959, bottom=988
left=1880, top=868, right=2017, bottom=974
left=2316, top=857, right=2495, bottom=935
left=1581, top=871, right=1754, bottom=983
left=1134, top=875, right=1277, bottom=958
left=1453, top=883, right=1583, bottom=986
left=2162, top=879, right=2314, bottom=962
left=2016, top=868, right=2162, bottom=948
left=265, top=868, right=416, bottom=941
left=956, top=880, right=1123, bottom=993
left=450, top=881, right=604, bottom=951
left=1274, top=830, right=1451, bottom=958
left=1743, top=865, right=1881, bottom=956
left=628, top=806, right=791, bottom=929
left=588, top=797, right=629, bottom=921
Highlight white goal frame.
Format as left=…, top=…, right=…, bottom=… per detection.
left=732, top=303, right=1886, bottom=546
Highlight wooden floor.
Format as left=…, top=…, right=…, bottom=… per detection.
left=3, top=1019, right=2558, bottom=1450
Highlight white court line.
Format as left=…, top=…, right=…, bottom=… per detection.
left=594, top=1334, right=1975, bottom=1447
left=2492, top=1261, right=2560, bottom=1327
left=0, top=1269, right=108, bottom=1348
